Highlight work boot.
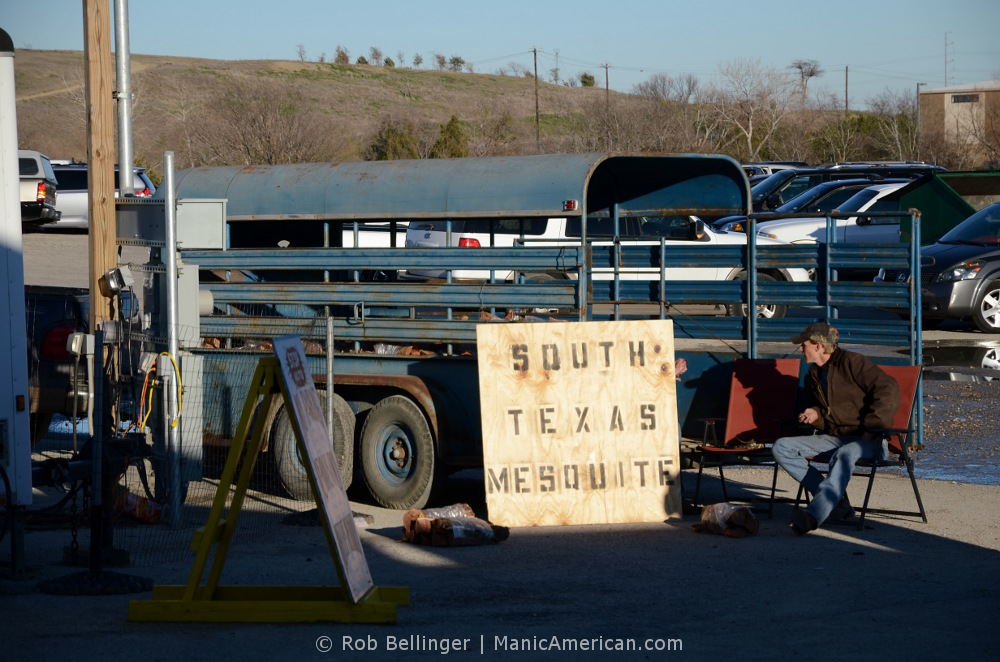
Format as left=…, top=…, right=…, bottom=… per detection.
left=830, top=496, right=855, bottom=521
left=790, top=508, right=818, bottom=536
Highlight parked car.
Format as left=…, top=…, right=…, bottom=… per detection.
left=715, top=178, right=894, bottom=233
left=46, top=161, right=156, bottom=230
left=741, top=161, right=808, bottom=177
left=875, top=202, right=1000, bottom=333
left=403, top=215, right=813, bottom=318
left=18, top=149, right=59, bottom=227
left=748, top=163, right=945, bottom=213
left=754, top=182, right=910, bottom=244
left=24, top=285, right=90, bottom=445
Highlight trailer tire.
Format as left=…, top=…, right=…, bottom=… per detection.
left=360, top=395, right=437, bottom=509
left=272, top=392, right=355, bottom=500
left=29, top=413, right=53, bottom=448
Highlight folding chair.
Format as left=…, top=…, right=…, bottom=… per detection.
left=692, top=358, right=800, bottom=516
left=793, top=364, right=927, bottom=530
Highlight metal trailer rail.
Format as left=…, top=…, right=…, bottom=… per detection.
left=183, top=222, right=921, bottom=354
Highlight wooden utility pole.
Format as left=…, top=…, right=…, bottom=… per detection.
left=604, top=63, right=609, bottom=108
left=844, top=65, right=849, bottom=116
left=533, top=48, right=540, bottom=152
left=83, top=0, right=117, bottom=331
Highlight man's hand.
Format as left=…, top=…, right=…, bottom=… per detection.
left=797, top=407, right=820, bottom=425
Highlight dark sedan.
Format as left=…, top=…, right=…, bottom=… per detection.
left=876, top=202, right=1000, bottom=332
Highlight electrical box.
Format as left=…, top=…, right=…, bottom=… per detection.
left=178, top=264, right=202, bottom=349
left=176, top=198, right=226, bottom=250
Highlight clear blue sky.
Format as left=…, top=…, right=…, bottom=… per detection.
left=2, top=0, right=998, bottom=107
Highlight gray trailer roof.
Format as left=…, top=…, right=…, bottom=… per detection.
left=172, top=152, right=750, bottom=221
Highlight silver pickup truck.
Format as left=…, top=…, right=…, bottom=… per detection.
left=18, top=149, right=60, bottom=227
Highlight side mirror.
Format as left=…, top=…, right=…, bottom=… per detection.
left=693, top=219, right=706, bottom=240
left=765, top=193, right=782, bottom=210
left=856, top=216, right=872, bottom=226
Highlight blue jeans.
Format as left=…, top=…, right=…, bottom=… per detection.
left=772, top=434, right=888, bottom=525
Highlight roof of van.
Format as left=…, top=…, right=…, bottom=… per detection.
left=172, top=153, right=750, bottom=221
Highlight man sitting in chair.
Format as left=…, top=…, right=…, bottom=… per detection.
left=773, top=322, right=900, bottom=536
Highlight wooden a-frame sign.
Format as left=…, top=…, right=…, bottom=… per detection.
left=129, top=337, right=408, bottom=623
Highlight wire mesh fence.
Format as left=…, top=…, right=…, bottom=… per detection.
left=24, top=314, right=329, bottom=568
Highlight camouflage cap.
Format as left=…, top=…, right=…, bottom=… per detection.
left=790, top=321, right=838, bottom=347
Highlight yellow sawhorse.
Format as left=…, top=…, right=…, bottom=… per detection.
left=129, top=356, right=408, bottom=623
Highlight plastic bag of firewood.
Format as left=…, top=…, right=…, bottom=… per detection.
left=402, top=503, right=476, bottom=543
left=430, top=516, right=510, bottom=547
left=692, top=502, right=759, bottom=538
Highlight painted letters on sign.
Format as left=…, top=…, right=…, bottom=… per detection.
left=476, top=320, right=682, bottom=526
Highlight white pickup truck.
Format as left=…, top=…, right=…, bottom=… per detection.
left=18, top=149, right=59, bottom=226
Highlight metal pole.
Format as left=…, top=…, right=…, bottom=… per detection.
left=747, top=218, right=757, bottom=358
left=326, top=316, right=335, bottom=448
left=89, top=330, right=105, bottom=572
left=163, top=152, right=181, bottom=523
left=113, top=0, right=134, bottom=194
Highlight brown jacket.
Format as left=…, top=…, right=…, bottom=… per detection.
left=805, top=348, right=900, bottom=437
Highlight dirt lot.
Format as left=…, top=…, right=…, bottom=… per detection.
left=8, top=232, right=999, bottom=661
left=3, top=469, right=999, bottom=660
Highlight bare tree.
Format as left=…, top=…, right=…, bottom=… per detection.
left=197, top=77, right=324, bottom=165
left=966, top=94, right=1000, bottom=168
left=412, top=53, right=423, bottom=68
left=433, top=53, right=447, bottom=70
left=368, top=47, right=384, bottom=67
left=867, top=88, right=918, bottom=160
left=468, top=100, right=524, bottom=156
left=790, top=59, right=823, bottom=109
left=810, top=112, right=867, bottom=164
left=706, top=58, right=796, bottom=161
left=505, top=61, right=529, bottom=78
left=334, top=46, right=350, bottom=65
left=633, top=72, right=699, bottom=104
left=151, top=76, right=205, bottom=169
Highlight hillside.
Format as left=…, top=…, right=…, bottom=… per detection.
left=13, top=49, right=613, bottom=180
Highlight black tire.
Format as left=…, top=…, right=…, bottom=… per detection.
left=272, top=392, right=355, bottom=500
left=726, top=272, right=786, bottom=319
left=972, top=280, right=1000, bottom=333
left=359, top=395, right=437, bottom=510
left=29, top=412, right=54, bottom=448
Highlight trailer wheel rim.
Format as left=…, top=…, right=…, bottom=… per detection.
left=375, top=424, right=414, bottom=485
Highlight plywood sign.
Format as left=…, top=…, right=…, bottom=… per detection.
left=272, top=336, right=374, bottom=603
left=476, top=320, right=682, bottom=527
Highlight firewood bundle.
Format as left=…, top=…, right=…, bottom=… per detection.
left=402, top=503, right=510, bottom=546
